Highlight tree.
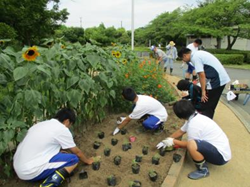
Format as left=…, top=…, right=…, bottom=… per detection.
left=0, top=0, right=69, bottom=45
left=0, top=22, right=17, bottom=39
left=55, top=26, right=85, bottom=44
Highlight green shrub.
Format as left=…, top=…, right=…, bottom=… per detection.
left=214, top=54, right=244, bottom=65
left=0, top=23, right=17, bottom=40
left=206, top=48, right=250, bottom=64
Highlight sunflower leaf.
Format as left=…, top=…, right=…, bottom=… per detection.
left=13, top=67, right=29, bottom=81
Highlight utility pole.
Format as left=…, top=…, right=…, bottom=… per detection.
left=131, top=0, right=134, bottom=50
left=121, top=21, right=123, bottom=28
left=80, top=17, right=82, bottom=28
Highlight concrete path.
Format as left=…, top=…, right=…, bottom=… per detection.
left=166, top=75, right=250, bottom=187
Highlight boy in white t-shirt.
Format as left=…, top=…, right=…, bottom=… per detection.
left=13, top=108, right=95, bottom=187
left=113, top=87, right=168, bottom=135
left=157, top=100, right=231, bottom=180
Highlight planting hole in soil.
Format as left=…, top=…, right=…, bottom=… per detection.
left=79, top=170, right=88, bottom=179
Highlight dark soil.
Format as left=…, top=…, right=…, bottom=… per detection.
left=1, top=105, right=183, bottom=187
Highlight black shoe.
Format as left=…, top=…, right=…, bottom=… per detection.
left=153, top=124, right=164, bottom=135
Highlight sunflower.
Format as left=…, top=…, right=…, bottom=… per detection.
left=111, top=51, right=116, bottom=57
left=115, top=51, right=121, bottom=58
left=0, top=40, right=4, bottom=45
left=61, top=44, right=66, bottom=49
left=22, top=46, right=40, bottom=61
left=122, top=59, right=127, bottom=64
left=111, top=42, right=116, bottom=46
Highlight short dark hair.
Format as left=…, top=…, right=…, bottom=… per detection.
left=177, top=80, right=191, bottom=91
left=122, top=87, right=137, bottom=101
left=54, top=108, right=76, bottom=124
left=173, top=100, right=195, bottom=120
left=194, top=38, right=202, bottom=45
left=178, top=47, right=191, bottom=58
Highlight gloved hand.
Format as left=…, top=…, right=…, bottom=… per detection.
left=156, top=137, right=174, bottom=149
left=113, top=127, right=120, bottom=135
left=117, top=117, right=126, bottom=125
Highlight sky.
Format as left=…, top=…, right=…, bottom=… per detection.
left=55, top=0, right=198, bottom=30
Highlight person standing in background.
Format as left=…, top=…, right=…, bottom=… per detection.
left=165, top=41, right=178, bottom=75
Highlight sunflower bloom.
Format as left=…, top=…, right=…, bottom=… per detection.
left=122, top=59, right=127, bottom=65
left=111, top=51, right=116, bottom=57
left=158, top=84, right=162, bottom=88
left=22, top=46, right=40, bottom=61
left=0, top=40, right=4, bottom=45
left=61, top=45, right=66, bottom=49
left=115, top=51, right=121, bottom=58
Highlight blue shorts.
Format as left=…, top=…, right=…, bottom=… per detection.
left=186, top=63, right=195, bottom=74
left=142, top=115, right=162, bottom=130
left=30, top=153, right=79, bottom=181
left=195, top=140, right=227, bottom=165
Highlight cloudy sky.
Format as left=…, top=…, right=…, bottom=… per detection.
left=56, top=0, right=197, bottom=30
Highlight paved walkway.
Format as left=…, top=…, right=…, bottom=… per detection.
left=166, top=75, right=250, bottom=187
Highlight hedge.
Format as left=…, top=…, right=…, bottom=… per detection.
left=214, top=54, right=244, bottom=65
left=206, top=49, right=250, bottom=64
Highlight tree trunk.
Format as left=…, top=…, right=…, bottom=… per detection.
left=226, top=27, right=240, bottom=50
left=216, top=37, right=222, bottom=49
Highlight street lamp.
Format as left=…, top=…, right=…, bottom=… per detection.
left=131, top=0, right=134, bottom=50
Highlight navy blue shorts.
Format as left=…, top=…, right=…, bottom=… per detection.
left=195, top=140, right=227, bottom=165
left=142, top=115, right=162, bottom=130
left=30, top=153, right=79, bottom=181
left=186, top=63, right=195, bottom=74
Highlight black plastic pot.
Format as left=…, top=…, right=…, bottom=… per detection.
left=93, top=141, right=101, bottom=149
left=92, top=162, right=100, bottom=170
left=98, top=131, right=105, bottom=139
left=79, top=170, right=88, bottom=179
left=114, top=156, right=121, bottom=165
left=104, top=148, right=111, bottom=156
left=173, top=153, right=182, bottom=163
left=107, top=175, right=116, bottom=186
left=142, top=146, right=148, bottom=155
left=122, top=143, right=131, bottom=151
left=120, top=129, right=127, bottom=135
left=111, top=138, right=118, bottom=146
left=152, top=157, right=160, bottom=165
left=159, top=148, right=166, bottom=156
left=130, top=180, right=141, bottom=187
left=135, top=155, right=142, bottom=162
left=132, top=164, right=140, bottom=174
left=148, top=171, right=158, bottom=182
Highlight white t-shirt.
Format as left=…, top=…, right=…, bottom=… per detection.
left=181, top=113, right=231, bottom=161
left=187, top=43, right=198, bottom=52
left=129, top=95, right=168, bottom=122
left=191, top=51, right=230, bottom=89
left=13, top=119, right=76, bottom=180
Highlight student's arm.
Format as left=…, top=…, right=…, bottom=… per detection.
left=170, top=129, right=187, bottom=148
left=69, top=147, right=94, bottom=165
left=117, top=116, right=132, bottom=129
left=170, top=129, right=185, bottom=139
left=198, top=72, right=208, bottom=102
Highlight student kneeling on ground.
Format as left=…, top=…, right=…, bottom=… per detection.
left=157, top=100, right=231, bottom=180
left=113, top=87, right=168, bottom=135
left=14, top=108, right=96, bottom=186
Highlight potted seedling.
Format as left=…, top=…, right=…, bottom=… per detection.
left=93, top=141, right=101, bottom=149
left=135, top=155, right=142, bottom=162
left=148, top=170, right=158, bottom=182
left=120, top=128, right=127, bottom=135
left=104, top=147, right=111, bottom=157
left=107, top=174, right=117, bottom=186
left=79, top=169, right=88, bottom=179
left=98, top=131, right=105, bottom=139
left=122, top=140, right=132, bottom=151
left=173, top=153, right=182, bottom=163
left=165, top=145, right=174, bottom=152
left=152, top=153, right=160, bottom=165
left=142, top=145, right=149, bottom=155
left=114, top=155, right=122, bottom=165
left=159, top=147, right=166, bottom=156
left=131, top=159, right=140, bottom=174
left=92, top=157, right=101, bottom=170
left=111, top=138, right=118, bottom=146
left=129, top=180, right=142, bottom=187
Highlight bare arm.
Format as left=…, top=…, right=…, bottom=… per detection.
left=117, top=116, right=132, bottom=129
left=198, top=71, right=208, bottom=102
left=170, top=129, right=187, bottom=148
left=170, top=129, right=186, bottom=139
left=69, top=146, right=93, bottom=165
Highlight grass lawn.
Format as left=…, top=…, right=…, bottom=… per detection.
left=224, top=64, right=250, bottom=70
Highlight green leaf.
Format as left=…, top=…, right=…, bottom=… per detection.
left=13, top=67, right=29, bottom=81
left=110, top=90, right=116, bottom=99
left=37, top=65, right=51, bottom=77
left=86, top=54, right=100, bottom=68
left=78, top=79, right=91, bottom=94
left=0, top=53, right=14, bottom=71
left=0, top=141, right=8, bottom=155
left=16, top=129, right=28, bottom=143
left=0, top=74, right=7, bottom=85
left=66, top=89, right=82, bottom=108
left=66, top=76, right=79, bottom=89
left=99, top=97, right=107, bottom=107
left=2, top=129, right=15, bottom=144
left=77, top=59, right=86, bottom=71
